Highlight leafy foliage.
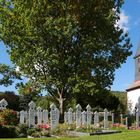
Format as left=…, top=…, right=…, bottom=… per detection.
left=17, top=124, right=28, bottom=138
left=0, top=109, right=18, bottom=125
left=0, top=64, right=21, bottom=86
left=36, top=95, right=53, bottom=110
left=0, top=0, right=132, bottom=117
left=111, top=91, right=127, bottom=113
left=0, top=125, right=17, bottom=138
left=0, top=91, right=20, bottom=111
left=18, top=81, right=42, bottom=110
left=73, top=90, right=121, bottom=112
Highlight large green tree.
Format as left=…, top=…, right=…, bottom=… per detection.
left=0, top=63, right=21, bottom=86
left=0, top=0, right=132, bottom=120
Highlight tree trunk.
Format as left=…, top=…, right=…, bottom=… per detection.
left=58, top=91, right=65, bottom=123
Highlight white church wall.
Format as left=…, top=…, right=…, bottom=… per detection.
left=127, top=88, right=140, bottom=114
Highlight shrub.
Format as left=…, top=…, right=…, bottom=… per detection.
left=31, top=132, right=40, bottom=138
left=0, top=109, right=18, bottom=125
left=17, top=124, right=28, bottom=137
left=0, top=125, right=17, bottom=138
left=27, top=125, right=51, bottom=138
left=27, top=128, right=36, bottom=136
left=51, top=123, right=76, bottom=136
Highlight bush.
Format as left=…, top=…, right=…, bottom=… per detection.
left=17, top=124, right=28, bottom=138
left=0, top=125, right=17, bottom=138
left=31, top=132, right=40, bottom=138
left=27, top=125, right=51, bottom=138
left=0, top=109, right=18, bottom=125
left=51, top=123, right=76, bottom=136
left=27, top=128, right=36, bottom=136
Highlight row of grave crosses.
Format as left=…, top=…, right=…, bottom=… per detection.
left=64, top=104, right=109, bottom=128
left=20, top=101, right=110, bottom=129
left=1, top=99, right=140, bottom=129
left=20, top=101, right=60, bottom=130
left=19, top=103, right=140, bottom=129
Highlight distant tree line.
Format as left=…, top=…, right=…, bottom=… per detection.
left=0, top=90, right=127, bottom=113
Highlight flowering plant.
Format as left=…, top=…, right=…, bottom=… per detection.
left=112, top=123, right=120, bottom=127
left=38, top=124, right=50, bottom=130
left=0, top=109, right=18, bottom=125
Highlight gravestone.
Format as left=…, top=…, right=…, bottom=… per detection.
left=28, top=101, right=36, bottom=128
left=94, top=111, right=99, bottom=127
left=136, top=108, right=139, bottom=128
left=86, top=104, right=92, bottom=126
left=43, top=110, right=48, bottom=124
left=76, top=104, right=82, bottom=128
left=112, top=113, right=114, bottom=125
left=0, top=98, right=8, bottom=110
left=20, top=110, right=25, bottom=124
left=50, top=104, right=59, bottom=130
left=67, top=108, right=73, bottom=125
left=56, top=107, right=60, bottom=125
left=73, top=112, right=76, bottom=122
left=81, top=111, right=87, bottom=126
left=120, top=114, right=123, bottom=124
left=126, top=117, right=128, bottom=128
left=64, top=112, right=68, bottom=123
left=24, top=111, right=28, bottom=124
left=104, top=108, right=109, bottom=128
left=37, top=106, right=43, bottom=125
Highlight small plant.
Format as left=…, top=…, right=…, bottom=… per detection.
left=0, top=125, right=17, bottom=138
left=0, top=109, right=18, bottom=125
left=31, top=132, right=40, bottom=138
left=51, top=123, right=70, bottom=136
left=17, top=124, right=28, bottom=137
left=27, top=128, right=36, bottom=136
left=40, top=131, right=50, bottom=137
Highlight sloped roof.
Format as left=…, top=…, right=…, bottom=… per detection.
left=126, top=80, right=140, bottom=91
left=134, top=41, right=140, bottom=59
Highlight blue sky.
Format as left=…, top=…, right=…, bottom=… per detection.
left=0, top=0, right=140, bottom=93
left=111, top=0, right=140, bottom=91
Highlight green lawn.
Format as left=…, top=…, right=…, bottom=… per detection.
left=1, top=130, right=140, bottom=140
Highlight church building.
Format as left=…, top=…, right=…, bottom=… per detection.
left=127, top=42, right=140, bottom=114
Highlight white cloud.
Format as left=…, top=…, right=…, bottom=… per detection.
left=116, top=11, right=129, bottom=32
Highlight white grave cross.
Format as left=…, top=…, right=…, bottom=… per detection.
left=76, top=104, right=82, bottom=128
left=50, top=104, right=58, bottom=130
left=43, top=110, right=48, bottom=124
left=104, top=108, right=109, bottom=128
left=20, top=110, right=25, bottom=124
left=68, top=108, right=73, bottom=125
left=94, top=111, right=99, bottom=127
left=37, top=106, right=43, bottom=125
left=86, top=104, right=92, bottom=126
left=28, top=101, right=36, bottom=128
left=0, top=99, right=8, bottom=110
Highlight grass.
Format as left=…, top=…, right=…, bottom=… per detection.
left=1, top=130, right=140, bottom=140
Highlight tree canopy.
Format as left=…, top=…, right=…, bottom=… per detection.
left=0, top=0, right=132, bottom=118
left=0, top=91, right=20, bottom=111
left=0, top=63, right=21, bottom=86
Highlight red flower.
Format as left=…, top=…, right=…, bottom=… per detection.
left=38, top=124, right=50, bottom=129
left=112, top=123, right=120, bottom=127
